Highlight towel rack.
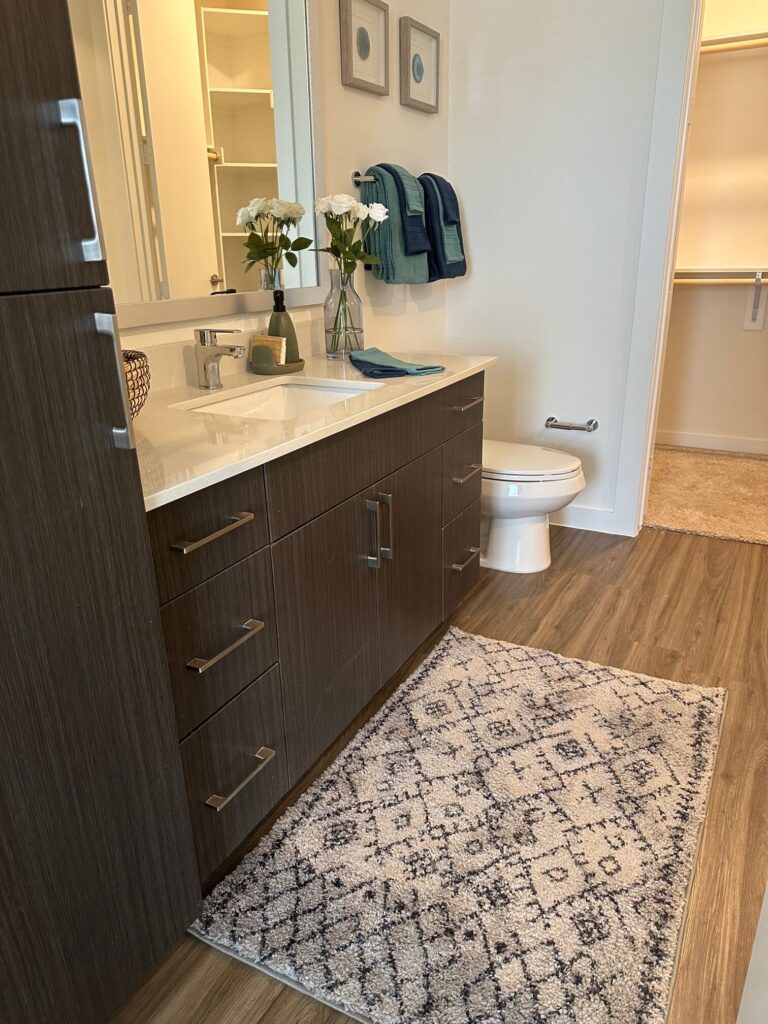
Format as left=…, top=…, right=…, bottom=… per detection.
left=352, top=170, right=375, bottom=188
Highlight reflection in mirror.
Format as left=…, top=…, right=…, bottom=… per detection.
left=67, top=0, right=318, bottom=306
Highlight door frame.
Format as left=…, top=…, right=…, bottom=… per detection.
left=612, top=0, right=705, bottom=536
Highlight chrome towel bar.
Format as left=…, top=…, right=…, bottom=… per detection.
left=545, top=417, right=599, bottom=433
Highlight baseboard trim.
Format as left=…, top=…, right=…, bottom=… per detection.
left=656, top=430, right=768, bottom=456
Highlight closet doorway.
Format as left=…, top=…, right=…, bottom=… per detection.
left=645, top=0, right=768, bottom=544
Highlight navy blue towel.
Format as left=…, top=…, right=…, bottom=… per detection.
left=419, top=173, right=467, bottom=282
left=377, top=163, right=431, bottom=257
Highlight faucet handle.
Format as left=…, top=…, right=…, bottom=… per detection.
left=194, top=327, right=243, bottom=346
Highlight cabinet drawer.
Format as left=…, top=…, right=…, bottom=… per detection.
left=443, top=499, right=481, bottom=619
left=443, top=372, right=485, bottom=440
left=148, top=468, right=269, bottom=604
left=442, top=422, right=483, bottom=525
left=180, top=665, right=289, bottom=883
left=265, top=390, right=444, bottom=539
left=161, top=549, right=278, bottom=739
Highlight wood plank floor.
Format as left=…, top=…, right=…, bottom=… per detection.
left=111, top=527, right=768, bottom=1024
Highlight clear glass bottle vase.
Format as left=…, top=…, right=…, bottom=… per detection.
left=324, top=268, right=364, bottom=359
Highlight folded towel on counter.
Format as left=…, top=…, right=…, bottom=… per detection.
left=349, top=348, right=445, bottom=378
left=361, top=167, right=429, bottom=285
left=377, top=163, right=431, bottom=256
left=419, top=173, right=467, bottom=282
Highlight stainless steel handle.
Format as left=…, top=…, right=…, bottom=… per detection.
left=194, top=327, right=243, bottom=346
left=545, top=417, right=599, bottom=432
left=204, top=746, right=275, bottom=811
left=366, top=499, right=381, bottom=568
left=451, top=547, right=480, bottom=572
left=58, top=99, right=104, bottom=262
left=377, top=492, right=394, bottom=559
left=171, top=511, right=254, bottom=554
left=94, top=313, right=136, bottom=451
left=186, top=618, right=265, bottom=673
left=450, top=396, right=484, bottom=413
left=453, top=464, right=482, bottom=486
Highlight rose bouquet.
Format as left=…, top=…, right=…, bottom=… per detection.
left=236, top=197, right=312, bottom=288
left=314, top=193, right=388, bottom=357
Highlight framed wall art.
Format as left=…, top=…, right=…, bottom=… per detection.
left=339, top=0, right=390, bottom=96
left=399, top=16, right=440, bottom=114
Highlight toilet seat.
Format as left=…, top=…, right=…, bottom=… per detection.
left=482, top=440, right=582, bottom=483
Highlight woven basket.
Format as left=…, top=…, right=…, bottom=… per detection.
left=122, top=350, right=151, bottom=419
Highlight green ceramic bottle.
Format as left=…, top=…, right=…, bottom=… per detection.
left=268, top=290, right=300, bottom=364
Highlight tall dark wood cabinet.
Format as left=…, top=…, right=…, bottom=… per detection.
left=0, top=6, right=199, bottom=1024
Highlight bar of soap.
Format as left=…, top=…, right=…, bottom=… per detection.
left=250, top=334, right=286, bottom=365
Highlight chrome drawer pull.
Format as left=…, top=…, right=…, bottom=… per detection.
left=58, top=99, right=104, bottom=262
left=204, top=746, right=276, bottom=812
left=453, top=464, right=482, bottom=486
left=377, top=492, right=394, bottom=559
left=186, top=618, right=265, bottom=673
left=366, top=499, right=382, bottom=569
left=171, top=511, right=254, bottom=554
left=450, top=396, right=484, bottom=413
left=452, top=547, right=480, bottom=573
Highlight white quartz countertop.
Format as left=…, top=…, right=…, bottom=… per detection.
left=135, top=353, right=497, bottom=511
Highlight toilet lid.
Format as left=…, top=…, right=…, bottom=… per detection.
left=483, top=440, right=582, bottom=480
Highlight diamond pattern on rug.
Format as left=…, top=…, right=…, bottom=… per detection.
left=192, top=628, right=726, bottom=1024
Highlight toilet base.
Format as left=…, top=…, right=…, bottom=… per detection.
left=481, top=514, right=551, bottom=574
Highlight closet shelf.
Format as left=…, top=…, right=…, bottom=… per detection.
left=701, top=31, right=768, bottom=55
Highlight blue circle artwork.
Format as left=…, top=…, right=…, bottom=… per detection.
left=412, top=53, right=425, bottom=83
left=356, top=26, right=371, bottom=61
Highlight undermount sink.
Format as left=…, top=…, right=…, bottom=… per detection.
left=175, top=379, right=383, bottom=422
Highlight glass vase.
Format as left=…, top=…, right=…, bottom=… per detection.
left=260, top=267, right=284, bottom=292
left=324, top=269, right=364, bottom=359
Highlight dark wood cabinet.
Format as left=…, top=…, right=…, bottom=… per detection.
left=0, top=0, right=108, bottom=294
left=443, top=421, right=484, bottom=524
left=272, top=489, right=381, bottom=784
left=0, top=290, right=199, bottom=1024
left=443, top=499, right=482, bottom=618
left=376, top=448, right=443, bottom=684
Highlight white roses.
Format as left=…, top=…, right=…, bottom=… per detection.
left=236, top=197, right=305, bottom=230
left=315, top=194, right=389, bottom=223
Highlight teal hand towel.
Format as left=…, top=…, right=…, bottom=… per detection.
left=349, top=348, right=445, bottom=378
left=361, top=168, right=429, bottom=285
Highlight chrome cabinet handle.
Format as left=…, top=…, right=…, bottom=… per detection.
left=377, top=492, right=394, bottom=559
left=452, top=547, right=480, bottom=572
left=453, top=464, right=482, bottom=485
left=171, top=511, right=254, bottom=554
left=94, top=312, right=136, bottom=451
left=204, top=746, right=276, bottom=812
left=186, top=618, right=265, bottom=673
left=366, top=499, right=381, bottom=568
left=58, top=99, right=104, bottom=262
left=450, top=396, right=484, bottom=413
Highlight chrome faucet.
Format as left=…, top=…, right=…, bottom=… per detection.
left=194, top=327, right=246, bottom=390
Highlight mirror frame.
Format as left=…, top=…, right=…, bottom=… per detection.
left=115, top=1, right=328, bottom=330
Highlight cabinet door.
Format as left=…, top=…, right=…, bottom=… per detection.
left=0, top=0, right=108, bottom=293
left=272, top=489, right=380, bottom=784
left=376, top=448, right=443, bottom=685
left=0, top=290, right=198, bottom=1024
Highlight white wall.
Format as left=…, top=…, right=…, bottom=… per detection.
left=702, top=0, right=767, bottom=38
left=443, top=0, right=695, bottom=532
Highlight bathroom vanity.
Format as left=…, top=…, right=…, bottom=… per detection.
left=140, top=358, right=492, bottom=883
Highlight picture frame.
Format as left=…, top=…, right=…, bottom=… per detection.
left=339, top=0, right=390, bottom=96
left=399, top=16, right=440, bottom=114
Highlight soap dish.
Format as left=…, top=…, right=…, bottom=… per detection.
left=248, top=335, right=305, bottom=376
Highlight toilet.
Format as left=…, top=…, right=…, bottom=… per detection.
left=481, top=440, right=585, bottom=573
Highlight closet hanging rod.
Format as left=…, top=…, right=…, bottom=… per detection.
left=701, top=31, right=768, bottom=55
left=674, top=270, right=768, bottom=286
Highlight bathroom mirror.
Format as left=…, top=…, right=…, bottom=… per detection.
left=67, top=0, right=323, bottom=326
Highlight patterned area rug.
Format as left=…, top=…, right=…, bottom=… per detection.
left=191, top=628, right=726, bottom=1024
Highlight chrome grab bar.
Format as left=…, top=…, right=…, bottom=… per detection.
left=204, top=747, right=276, bottom=811
left=186, top=618, right=265, bottom=673
left=545, top=417, right=599, bottom=433
left=58, top=99, right=104, bottom=262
